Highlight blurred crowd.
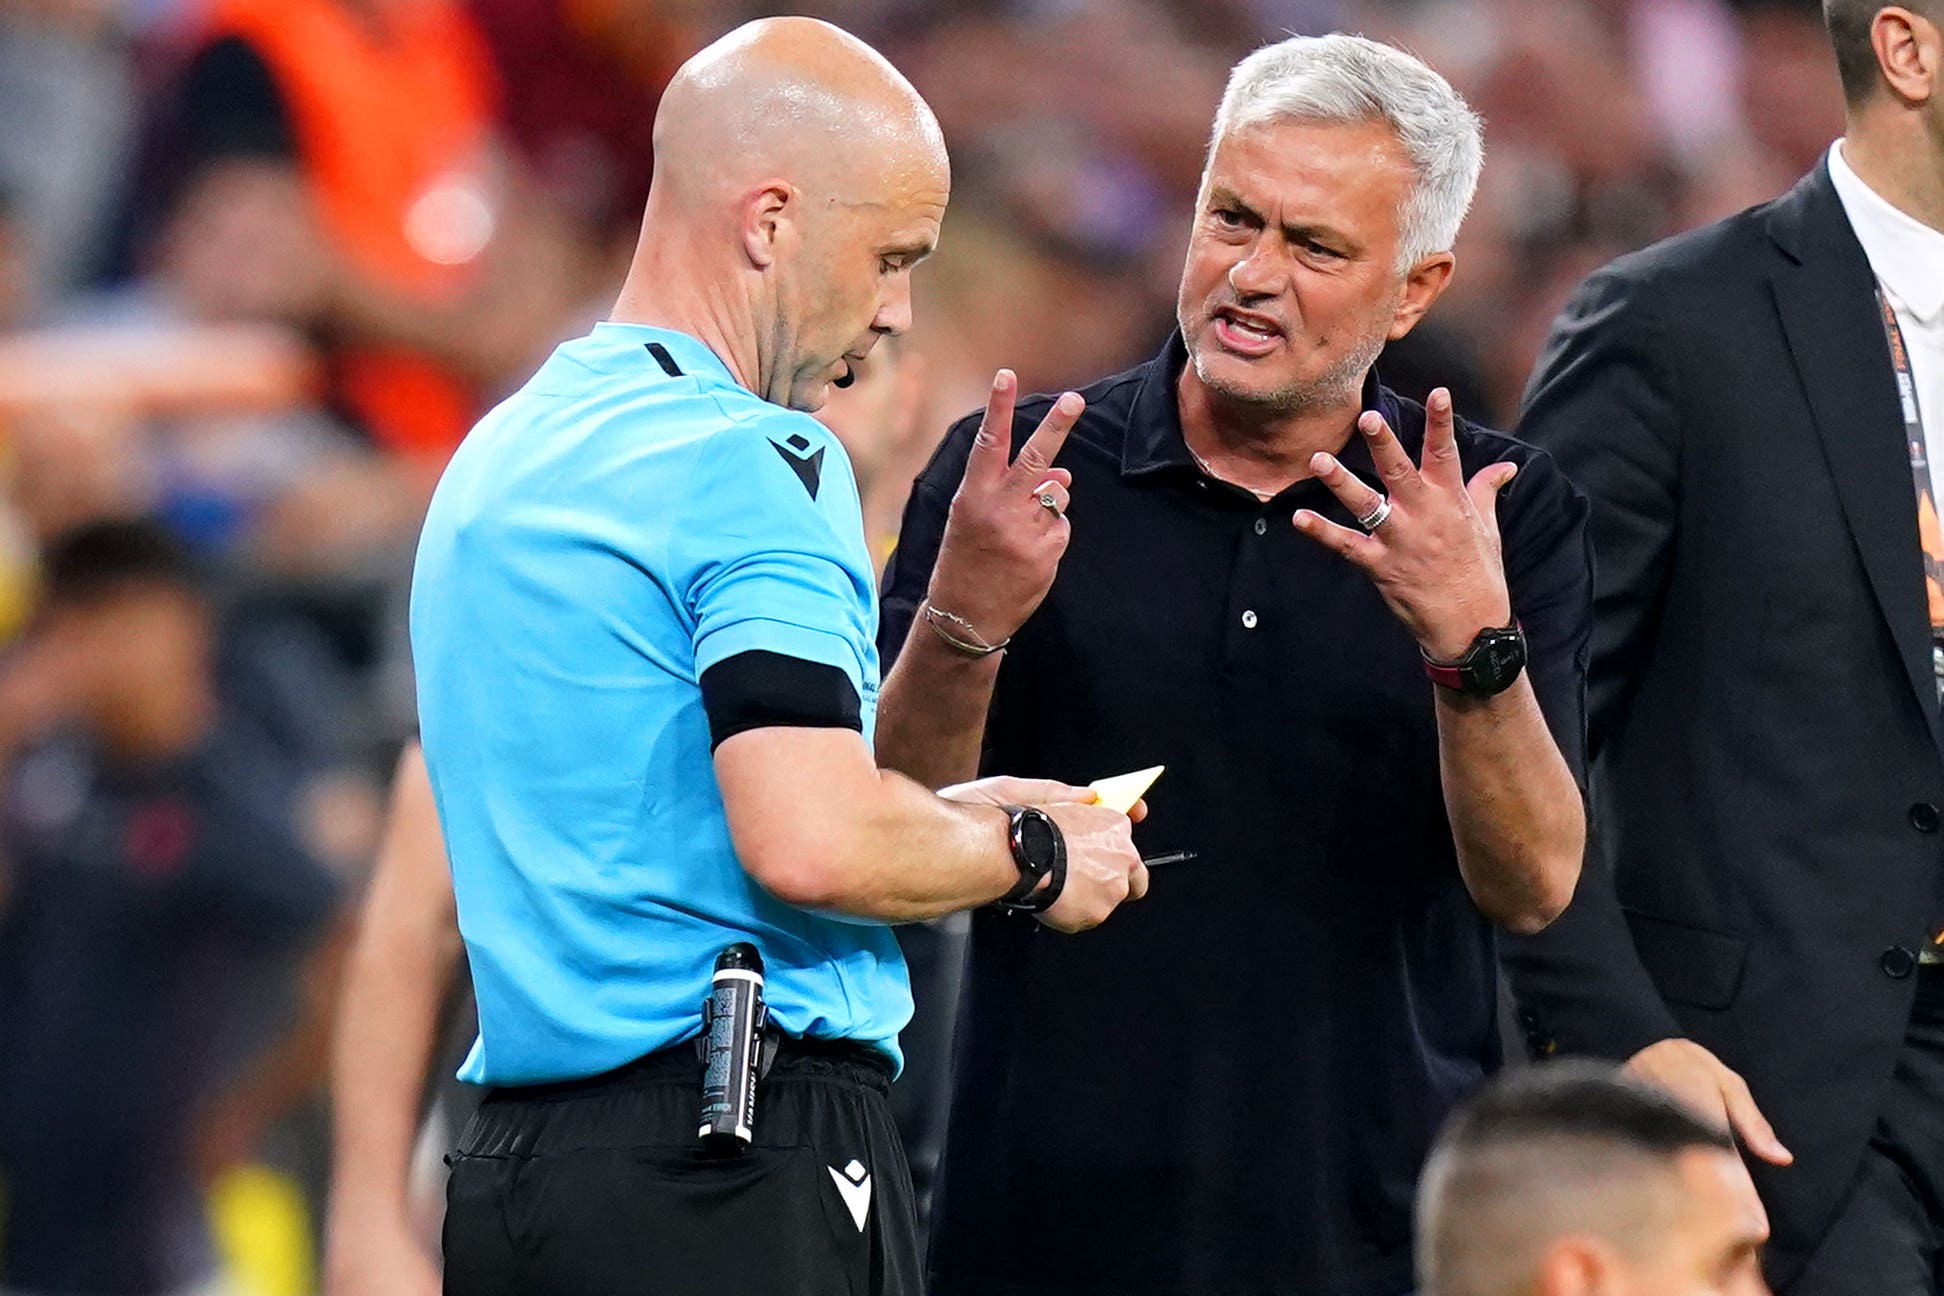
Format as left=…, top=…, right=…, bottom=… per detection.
left=0, top=0, right=1843, bottom=1291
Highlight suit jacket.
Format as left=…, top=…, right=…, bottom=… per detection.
left=1501, top=160, right=1944, bottom=1282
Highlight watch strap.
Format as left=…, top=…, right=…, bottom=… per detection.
left=1422, top=619, right=1525, bottom=696
left=995, top=805, right=1068, bottom=913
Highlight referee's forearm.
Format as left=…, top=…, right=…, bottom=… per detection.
left=876, top=625, right=1003, bottom=790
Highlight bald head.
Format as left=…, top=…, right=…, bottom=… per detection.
left=651, top=17, right=947, bottom=207
left=618, top=18, right=950, bottom=413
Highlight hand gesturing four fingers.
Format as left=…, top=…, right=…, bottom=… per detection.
left=1292, top=388, right=1518, bottom=662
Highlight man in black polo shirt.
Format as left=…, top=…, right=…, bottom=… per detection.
left=876, top=33, right=1591, bottom=1296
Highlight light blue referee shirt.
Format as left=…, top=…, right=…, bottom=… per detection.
left=410, top=322, right=908, bottom=1086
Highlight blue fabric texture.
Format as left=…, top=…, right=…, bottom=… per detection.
left=412, top=323, right=906, bottom=1086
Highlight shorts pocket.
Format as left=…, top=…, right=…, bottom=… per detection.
left=504, top=1143, right=863, bottom=1296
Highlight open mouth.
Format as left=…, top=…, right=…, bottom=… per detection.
left=1212, top=307, right=1284, bottom=355
left=833, top=357, right=860, bottom=389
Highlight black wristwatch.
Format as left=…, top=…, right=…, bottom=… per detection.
left=1422, top=621, right=1527, bottom=697
left=995, top=805, right=1067, bottom=913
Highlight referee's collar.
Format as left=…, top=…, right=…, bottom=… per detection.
left=592, top=321, right=743, bottom=391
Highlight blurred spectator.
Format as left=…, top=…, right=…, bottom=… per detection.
left=0, top=519, right=346, bottom=1296
left=0, top=0, right=137, bottom=314
left=132, top=0, right=598, bottom=463
left=0, top=184, right=29, bottom=334
left=468, top=0, right=716, bottom=247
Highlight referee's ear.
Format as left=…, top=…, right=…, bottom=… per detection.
left=741, top=181, right=798, bottom=270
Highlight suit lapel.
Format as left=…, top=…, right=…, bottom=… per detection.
left=1769, top=163, right=1944, bottom=759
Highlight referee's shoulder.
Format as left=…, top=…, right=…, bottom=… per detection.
left=689, top=391, right=845, bottom=469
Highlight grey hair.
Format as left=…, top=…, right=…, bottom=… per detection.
left=1209, top=33, right=1484, bottom=270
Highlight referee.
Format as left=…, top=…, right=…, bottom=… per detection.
left=408, top=19, right=1149, bottom=1296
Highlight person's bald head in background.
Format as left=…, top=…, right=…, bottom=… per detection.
left=613, top=16, right=949, bottom=413
left=1417, top=1064, right=1770, bottom=1296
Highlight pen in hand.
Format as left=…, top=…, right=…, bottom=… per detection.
left=1141, top=850, right=1197, bottom=868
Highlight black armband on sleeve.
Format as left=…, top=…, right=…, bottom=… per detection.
left=700, top=650, right=862, bottom=751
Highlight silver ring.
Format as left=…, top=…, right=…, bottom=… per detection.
left=1037, top=491, right=1064, bottom=517
left=1356, top=495, right=1393, bottom=532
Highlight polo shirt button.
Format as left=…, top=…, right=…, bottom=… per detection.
left=1253, top=518, right=1268, bottom=536
left=1882, top=946, right=1918, bottom=979
left=1241, top=609, right=1258, bottom=629
left=1911, top=802, right=1940, bottom=833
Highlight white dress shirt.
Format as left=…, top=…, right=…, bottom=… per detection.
left=1828, top=139, right=1944, bottom=495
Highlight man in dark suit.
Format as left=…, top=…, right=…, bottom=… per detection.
left=1503, top=2, right=1944, bottom=1290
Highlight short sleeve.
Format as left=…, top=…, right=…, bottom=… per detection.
left=670, top=415, right=880, bottom=701
left=1494, top=439, right=1595, bottom=789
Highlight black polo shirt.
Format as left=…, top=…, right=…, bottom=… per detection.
left=878, top=335, right=1591, bottom=1296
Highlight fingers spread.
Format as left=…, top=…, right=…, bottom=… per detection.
left=1010, top=391, right=1084, bottom=484
left=1467, top=462, right=1519, bottom=520
left=1293, top=509, right=1376, bottom=566
left=1309, top=451, right=1384, bottom=521
left=1359, top=411, right=1423, bottom=497
left=1421, top=388, right=1464, bottom=491
left=965, top=370, right=1018, bottom=486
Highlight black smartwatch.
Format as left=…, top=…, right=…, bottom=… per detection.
left=1422, top=621, right=1527, bottom=697
left=995, top=805, right=1067, bottom=913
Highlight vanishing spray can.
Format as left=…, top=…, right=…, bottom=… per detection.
left=698, top=942, right=766, bottom=1153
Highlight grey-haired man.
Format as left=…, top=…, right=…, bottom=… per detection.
left=875, top=32, right=1591, bottom=1296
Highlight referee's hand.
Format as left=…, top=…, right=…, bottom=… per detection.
left=937, top=776, right=1147, bottom=930
left=1038, top=799, right=1150, bottom=933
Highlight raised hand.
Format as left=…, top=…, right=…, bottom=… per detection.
left=923, top=369, right=1085, bottom=650
left=1292, top=388, right=1517, bottom=661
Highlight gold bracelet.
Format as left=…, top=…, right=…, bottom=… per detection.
left=922, top=602, right=1010, bottom=657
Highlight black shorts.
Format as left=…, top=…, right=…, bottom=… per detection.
left=443, top=1039, right=922, bottom=1296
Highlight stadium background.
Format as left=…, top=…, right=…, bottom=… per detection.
left=0, top=0, right=1840, bottom=1291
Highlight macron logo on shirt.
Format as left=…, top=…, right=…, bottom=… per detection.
left=770, top=432, right=825, bottom=500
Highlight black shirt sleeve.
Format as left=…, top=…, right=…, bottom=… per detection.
left=1497, top=263, right=1689, bottom=1063
left=1489, top=431, right=1594, bottom=790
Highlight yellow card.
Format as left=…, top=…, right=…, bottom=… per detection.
left=1089, top=765, right=1164, bottom=814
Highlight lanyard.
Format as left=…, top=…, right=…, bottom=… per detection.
left=1879, top=288, right=1944, bottom=696
left=1884, top=289, right=1944, bottom=952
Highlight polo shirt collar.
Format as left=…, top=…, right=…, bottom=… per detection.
left=592, top=321, right=744, bottom=390
left=1119, top=332, right=1402, bottom=481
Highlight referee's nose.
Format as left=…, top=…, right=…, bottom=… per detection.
left=874, top=272, right=915, bottom=337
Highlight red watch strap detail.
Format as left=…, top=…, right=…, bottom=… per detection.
left=1422, top=659, right=1468, bottom=689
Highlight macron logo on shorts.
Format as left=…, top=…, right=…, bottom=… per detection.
left=827, top=1158, right=870, bottom=1231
